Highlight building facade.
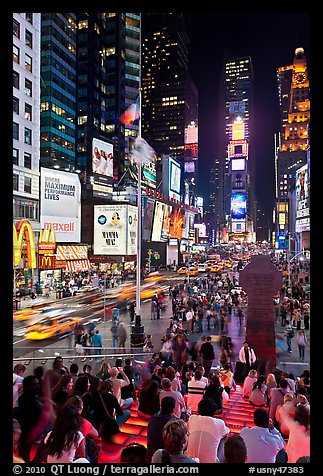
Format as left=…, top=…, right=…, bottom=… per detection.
left=13, top=13, right=41, bottom=227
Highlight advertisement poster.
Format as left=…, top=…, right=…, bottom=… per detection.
left=169, top=157, right=181, bottom=201
left=295, top=164, right=310, bottom=231
left=40, top=167, right=81, bottom=243
left=231, top=193, right=246, bottom=219
left=93, top=204, right=137, bottom=255
left=92, top=138, right=114, bottom=178
left=142, top=198, right=155, bottom=241
left=161, top=204, right=173, bottom=241
left=151, top=201, right=165, bottom=242
left=169, top=207, right=184, bottom=240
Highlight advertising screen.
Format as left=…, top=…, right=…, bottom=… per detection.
left=142, top=198, right=155, bottom=241
left=194, top=223, right=207, bottom=237
left=40, top=167, right=81, bottom=243
left=161, top=204, right=173, bottom=241
left=296, top=164, right=310, bottom=222
left=184, top=161, right=195, bottom=173
left=92, top=138, right=114, bottom=178
left=169, top=207, right=184, bottom=240
left=169, top=157, right=181, bottom=201
left=231, top=193, right=246, bottom=219
left=151, top=201, right=166, bottom=242
left=231, top=158, right=245, bottom=171
left=128, top=137, right=156, bottom=188
left=93, top=204, right=137, bottom=255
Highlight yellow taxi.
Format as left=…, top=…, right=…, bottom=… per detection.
left=177, top=267, right=188, bottom=274
left=25, top=316, right=81, bottom=340
left=13, top=308, right=39, bottom=321
left=210, top=265, right=221, bottom=273
left=223, top=261, right=233, bottom=268
left=187, top=266, right=199, bottom=277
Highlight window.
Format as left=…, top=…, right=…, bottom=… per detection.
left=25, top=79, right=32, bottom=97
left=13, top=96, right=19, bottom=114
left=13, top=148, right=19, bottom=166
left=25, top=103, right=32, bottom=120
left=25, top=13, right=33, bottom=24
left=25, top=30, right=33, bottom=48
left=25, top=54, right=32, bottom=72
left=24, top=127, right=32, bottom=145
left=13, top=19, right=20, bottom=38
left=13, top=45, right=20, bottom=63
left=13, top=70, right=19, bottom=89
left=13, top=174, right=19, bottom=191
left=24, top=152, right=32, bottom=169
left=13, top=122, right=19, bottom=140
left=24, top=176, right=32, bottom=194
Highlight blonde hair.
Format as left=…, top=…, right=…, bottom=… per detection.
left=266, top=373, right=277, bottom=386
left=162, top=419, right=188, bottom=454
left=248, top=369, right=257, bottom=378
left=283, top=394, right=294, bottom=403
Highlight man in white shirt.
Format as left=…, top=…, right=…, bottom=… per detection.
left=186, top=309, right=194, bottom=333
left=240, top=407, right=286, bottom=463
left=186, top=397, right=230, bottom=463
left=187, top=370, right=206, bottom=413
left=239, top=341, right=257, bottom=372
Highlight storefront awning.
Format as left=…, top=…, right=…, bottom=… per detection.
left=65, top=259, right=91, bottom=271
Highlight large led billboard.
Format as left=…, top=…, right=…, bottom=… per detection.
left=231, top=193, right=246, bottom=219
left=151, top=201, right=166, bottom=242
left=40, top=168, right=81, bottom=243
left=93, top=204, right=137, bottom=255
left=231, top=158, right=246, bottom=171
left=295, top=164, right=310, bottom=232
left=161, top=204, right=173, bottom=241
left=169, top=157, right=181, bottom=201
left=169, top=207, right=184, bottom=240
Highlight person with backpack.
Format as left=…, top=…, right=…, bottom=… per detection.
left=285, top=320, right=294, bottom=353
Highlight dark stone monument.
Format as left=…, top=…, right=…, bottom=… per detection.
left=239, top=255, right=282, bottom=375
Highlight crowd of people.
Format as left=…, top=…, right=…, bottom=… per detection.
left=13, top=258, right=310, bottom=464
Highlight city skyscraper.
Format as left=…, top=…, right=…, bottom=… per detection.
left=40, top=13, right=77, bottom=172
left=274, top=47, right=310, bottom=251
left=141, top=13, right=198, bottom=205
left=217, top=55, right=256, bottom=242
left=13, top=13, right=41, bottom=226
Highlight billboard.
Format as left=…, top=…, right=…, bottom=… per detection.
left=169, top=157, right=181, bottom=201
left=161, top=204, right=173, bottom=241
left=93, top=204, right=137, bottom=255
left=92, top=138, right=114, bottom=178
left=231, top=193, right=246, bottom=219
left=194, top=223, right=207, bottom=237
left=142, top=197, right=155, bottom=241
left=151, top=201, right=166, bottom=242
left=295, top=164, right=310, bottom=232
left=169, top=207, right=185, bottom=240
left=128, top=137, right=156, bottom=188
left=40, top=168, right=81, bottom=242
left=231, top=158, right=246, bottom=171
left=184, top=161, right=195, bottom=173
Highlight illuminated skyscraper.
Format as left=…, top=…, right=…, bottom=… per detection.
left=218, top=56, right=255, bottom=241
left=141, top=13, right=198, bottom=204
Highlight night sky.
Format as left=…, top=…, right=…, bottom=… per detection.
left=186, top=12, right=311, bottom=217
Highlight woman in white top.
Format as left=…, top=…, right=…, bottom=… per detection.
left=44, top=403, right=89, bottom=463
left=242, top=369, right=257, bottom=398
